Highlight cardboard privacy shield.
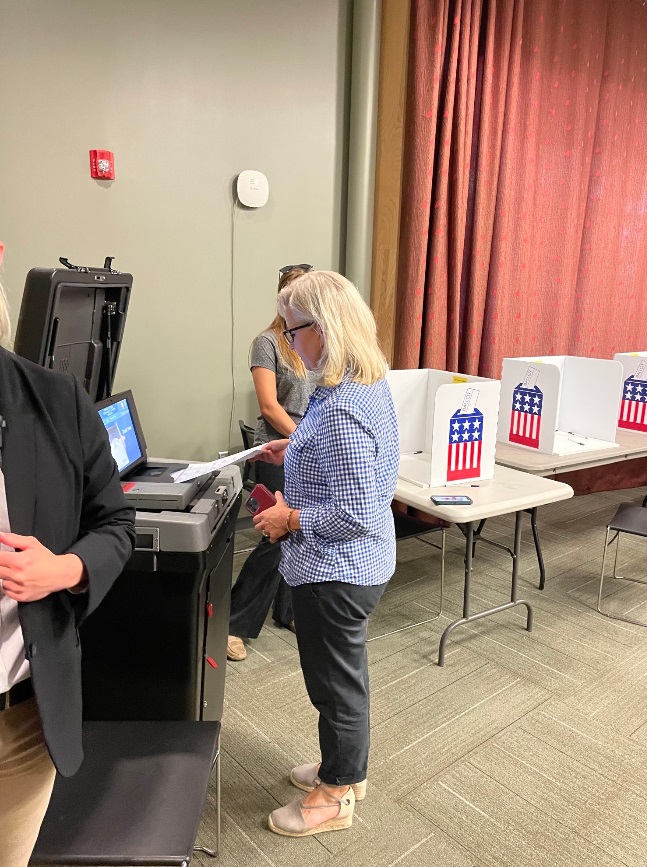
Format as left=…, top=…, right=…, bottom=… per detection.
left=386, top=369, right=501, bottom=486
left=498, top=356, right=623, bottom=455
left=614, top=352, right=647, bottom=433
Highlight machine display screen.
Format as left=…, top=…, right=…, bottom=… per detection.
left=97, top=394, right=145, bottom=476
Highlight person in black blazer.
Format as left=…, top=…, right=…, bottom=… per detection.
left=0, top=249, right=136, bottom=867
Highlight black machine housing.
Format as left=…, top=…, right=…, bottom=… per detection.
left=14, top=260, right=131, bottom=402
left=81, top=501, right=238, bottom=723
left=13, top=258, right=238, bottom=726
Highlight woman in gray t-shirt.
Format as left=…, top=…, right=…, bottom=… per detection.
left=227, top=266, right=315, bottom=661
left=249, top=329, right=314, bottom=446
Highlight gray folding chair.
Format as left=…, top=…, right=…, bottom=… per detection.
left=238, top=420, right=257, bottom=493
left=368, top=511, right=445, bottom=642
left=598, top=502, right=647, bottom=627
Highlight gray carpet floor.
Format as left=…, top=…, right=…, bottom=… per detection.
left=193, top=485, right=647, bottom=867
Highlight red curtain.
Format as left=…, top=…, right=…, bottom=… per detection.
left=395, top=0, right=647, bottom=379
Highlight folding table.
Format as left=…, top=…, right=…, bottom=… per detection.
left=394, top=465, right=573, bottom=665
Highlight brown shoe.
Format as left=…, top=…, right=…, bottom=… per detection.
left=226, top=635, right=247, bottom=661
left=268, top=786, right=354, bottom=837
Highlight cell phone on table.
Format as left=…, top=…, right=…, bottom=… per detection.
left=245, top=483, right=288, bottom=541
left=430, top=495, right=473, bottom=506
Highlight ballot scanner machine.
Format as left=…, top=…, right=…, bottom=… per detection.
left=84, top=389, right=242, bottom=722
left=14, top=261, right=241, bottom=722
left=80, top=459, right=241, bottom=723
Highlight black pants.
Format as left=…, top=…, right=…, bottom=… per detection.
left=291, top=580, right=387, bottom=786
left=229, top=463, right=293, bottom=638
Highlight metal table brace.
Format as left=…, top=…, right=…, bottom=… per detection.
left=464, top=507, right=546, bottom=590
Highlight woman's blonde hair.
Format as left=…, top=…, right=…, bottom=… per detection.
left=0, top=279, right=10, bottom=348
left=259, top=268, right=308, bottom=379
left=277, top=270, right=387, bottom=386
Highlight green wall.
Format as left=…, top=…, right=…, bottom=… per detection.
left=0, top=0, right=352, bottom=459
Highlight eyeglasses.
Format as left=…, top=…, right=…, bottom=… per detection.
left=282, top=322, right=314, bottom=345
left=278, top=263, right=313, bottom=277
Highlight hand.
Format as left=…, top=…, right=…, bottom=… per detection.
left=253, top=491, right=291, bottom=543
left=0, top=532, right=86, bottom=602
left=250, top=439, right=289, bottom=466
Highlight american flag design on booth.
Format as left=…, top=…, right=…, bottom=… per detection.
left=619, top=374, right=647, bottom=432
left=447, top=408, right=483, bottom=482
left=509, top=384, right=543, bottom=448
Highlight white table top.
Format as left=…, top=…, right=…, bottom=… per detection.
left=394, top=464, right=573, bottom=523
left=495, top=429, right=647, bottom=477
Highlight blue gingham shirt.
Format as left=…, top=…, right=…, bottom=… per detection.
left=280, top=377, right=399, bottom=587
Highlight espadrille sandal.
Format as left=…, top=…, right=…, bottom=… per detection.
left=290, top=762, right=367, bottom=800
left=268, top=786, right=355, bottom=837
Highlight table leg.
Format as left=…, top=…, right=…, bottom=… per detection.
left=512, top=511, right=533, bottom=631
left=527, top=507, right=546, bottom=590
left=437, top=513, right=533, bottom=666
left=438, top=522, right=473, bottom=666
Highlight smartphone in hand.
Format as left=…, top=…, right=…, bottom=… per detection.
left=245, top=483, right=288, bottom=541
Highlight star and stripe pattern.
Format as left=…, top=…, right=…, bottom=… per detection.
left=509, top=384, right=543, bottom=448
left=618, top=376, right=647, bottom=432
left=447, top=408, right=483, bottom=482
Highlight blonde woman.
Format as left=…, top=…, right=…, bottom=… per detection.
left=252, top=271, right=399, bottom=837
left=227, top=265, right=315, bottom=661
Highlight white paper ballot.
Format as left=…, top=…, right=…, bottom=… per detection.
left=459, top=387, right=479, bottom=415
left=522, top=365, right=541, bottom=390
left=635, top=359, right=647, bottom=380
left=171, top=445, right=265, bottom=484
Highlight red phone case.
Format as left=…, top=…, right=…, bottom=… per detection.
left=245, top=484, right=289, bottom=541
left=245, top=483, right=277, bottom=515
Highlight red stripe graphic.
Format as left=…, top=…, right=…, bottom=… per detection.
left=509, top=411, right=541, bottom=448
left=619, top=399, right=647, bottom=432
left=447, top=439, right=482, bottom=482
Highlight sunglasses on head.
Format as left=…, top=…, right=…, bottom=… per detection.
left=278, top=263, right=313, bottom=277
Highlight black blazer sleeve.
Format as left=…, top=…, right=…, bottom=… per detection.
left=66, top=378, right=136, bottom=622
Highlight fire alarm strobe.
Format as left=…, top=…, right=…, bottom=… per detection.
left=237, top=170, right=269, bottom=207
left=90, top=150, right=115, bottom=180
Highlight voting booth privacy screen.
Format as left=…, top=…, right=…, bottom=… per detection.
left=614, top=352, right=647, bottom=434
left=387, top=369, right=501, bottom=487
left=498, top=356, right=623, bottom=455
